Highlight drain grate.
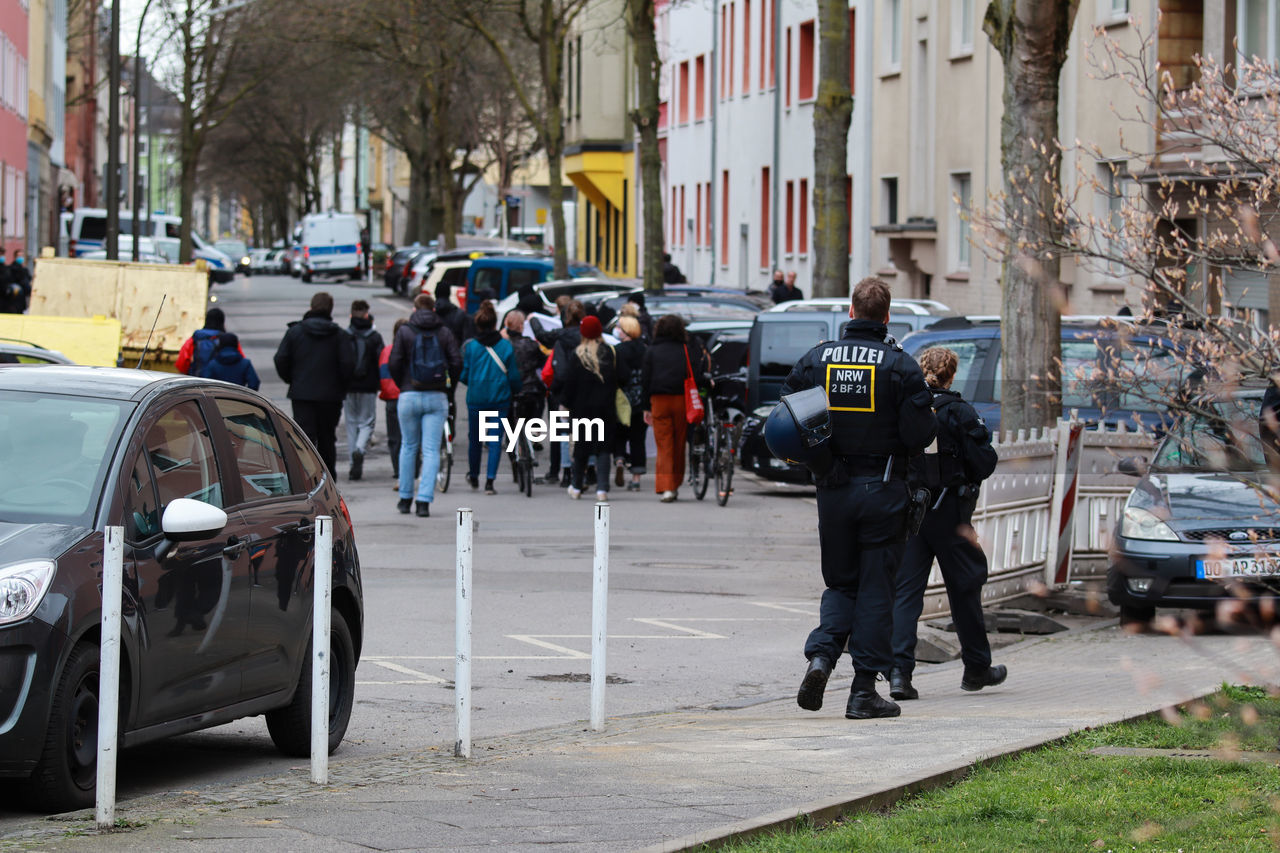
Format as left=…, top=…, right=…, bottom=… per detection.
left=1088, top=746, right=1280, bottom=764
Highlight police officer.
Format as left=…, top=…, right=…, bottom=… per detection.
left=889, top=347, right=1005, bottom=701
left=776, top=277, right=937, bottom=719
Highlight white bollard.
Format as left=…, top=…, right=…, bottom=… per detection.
left=311, top=516, right=333, bottom=785
left=455, top=508, right=473, bottom=759
left=590, top=502, right=610, bottom=732
left=96, top=526, right=124, bottom=829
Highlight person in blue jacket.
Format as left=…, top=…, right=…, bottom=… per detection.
left=460, top=300, right=521, bottom=494
left=199, top=332, right=261, bottom=390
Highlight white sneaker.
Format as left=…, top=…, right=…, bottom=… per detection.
left=660, top=490, right=677, bottom=503
left=567, top=486, right=582, bottom=500
left=595, top=490, right=608, bottom=502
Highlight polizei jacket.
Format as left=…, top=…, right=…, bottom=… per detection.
left=782, top=318, right=937, bottom=459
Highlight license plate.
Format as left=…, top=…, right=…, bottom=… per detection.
left=1196, top=556, right=1280, bottom=579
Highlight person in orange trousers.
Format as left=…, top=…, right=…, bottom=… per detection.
left=641, top=314, right=708, bottom=502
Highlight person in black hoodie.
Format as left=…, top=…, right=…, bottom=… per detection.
left=388, top=292, right=463, bottom=517
left=641, top=313, right=707, bottom=501
left=344, top=300, right=385, bottom=481
left=627, top=292, right=654, bottom=342
left=274, top=291, right=355, bottom=475
left=543, top=300, right=586, bottom=486
left=435, top=279, right=470, bottom=345
left=612, top=315, right=648, bottom=491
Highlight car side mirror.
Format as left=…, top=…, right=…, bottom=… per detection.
left=1116, top=456, right=1148, bottom=477
left=161, top=498, right=229, bottom=542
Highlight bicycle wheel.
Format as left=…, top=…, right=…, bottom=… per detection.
left=437, top=426, right=453, bottom=493
left=715, top=423, right=734, bottom=506
left=690, top=431, right=710, bottom=501
left=519, top=438, right=534, bottom=497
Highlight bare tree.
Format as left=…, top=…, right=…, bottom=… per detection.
left=982, top=0, right=1082, bottom=431
left=626, top=0, right=663, bottom=290
left=811, top=0, right=852, bottom=298
left=461, top=0, right=596, bottom=278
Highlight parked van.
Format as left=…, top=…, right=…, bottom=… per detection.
left=66, top=208, right=234, bottom=282
left=299, top=212, right=363, bottom=283
left=464, top=256, right=600, bottom=313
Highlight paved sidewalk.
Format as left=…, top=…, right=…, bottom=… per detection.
left=6, top=624, right=1277, bottom=852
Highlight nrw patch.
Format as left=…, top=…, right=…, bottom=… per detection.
left=825, top=363, right=876, bottom=412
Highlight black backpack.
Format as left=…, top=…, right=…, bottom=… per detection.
left=409, top=327, right=447, bottom=388
left=351, top=330, right=378, bottom=381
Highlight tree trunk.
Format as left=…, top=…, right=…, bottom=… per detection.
left=984, top=0, right=1079, bottom=431
left=812, top=0, right=852, bottom=298
left=627, top=0, right=664, bottom=291
left=540, top=25, right=569, bottom=279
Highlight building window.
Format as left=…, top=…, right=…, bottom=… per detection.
left=721, top=6, right=728, bottom=99
left=952, top=0, right=974, bottom=54
left=849, top=8, right=857, bottom=94
left=743, top=0, right=751, bottom=93
left=1240, top=0, right=1278, bottom=65
left=798, top=20, right=816, bottom=101
left=760, top=167, right=771, bottom=268
left=951, top=172, right=972, bottom=270
left=846, top=174, right=853, bottom=248
left=695, top=184, right=703, bottom=247
left=785, top=180, right=795, bottom=255
left=679, top=185, right=687, bottom=247
left=729, top=1, right=736, bottom=96
left=721, top=171, right=730, bottom=260
left=1099, top=162, right=1129, bottom=275
left=671, top=186, right=679, bottom=246
left=695, top=55, right=706, bottom=119
left=798, top=178, right=809, bottom=255
left=760, top=0, right=770, bottom=90
left=678, top=61, right=690, bottom=124
left=785, top=26, right=792, bottom=107
left=882, top=177, right=899, bottom=224
left=887, top=0, right=902, bottom=69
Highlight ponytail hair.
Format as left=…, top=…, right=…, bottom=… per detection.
left=917, top=347, right=958, bottom=390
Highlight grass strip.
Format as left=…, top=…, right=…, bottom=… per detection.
left=716, top=685, right=1280, bottom=853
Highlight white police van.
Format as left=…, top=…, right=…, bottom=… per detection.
left=299, top=212, right=363, bottom=283
left=66, top=208, right=235, bottom=282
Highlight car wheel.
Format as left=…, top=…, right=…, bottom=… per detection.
left=25, top=643, right=101, bottom=812
left=301, top=272, right=313, bottom=284
left=266, top=607, right=356, bottom=757
left=1119, top=603, right=1155, bottom=629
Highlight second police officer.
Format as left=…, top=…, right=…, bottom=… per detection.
left=889, top=347, right=1006, bottom=701
left=767, top=277, right=938, bottom=719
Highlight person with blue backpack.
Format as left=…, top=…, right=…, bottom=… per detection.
left=198, top=332, right=260, bottom=390
left=388, top=291, right=462, bottom=517
left=460, top=301, right=521, bottom=495
left=176, top=307, right=236, bottom=376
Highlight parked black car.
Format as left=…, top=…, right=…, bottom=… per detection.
left=1107, top=389, right=1280, bottom=625
left=0, top=367, right=362, bottom=811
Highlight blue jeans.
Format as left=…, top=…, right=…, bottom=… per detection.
left=398, top=390, right=448, bottom=503
left=468, top=402, right=509, bottom=481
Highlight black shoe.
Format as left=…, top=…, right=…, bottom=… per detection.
left=796, top=656, right=832, bottom=712
left=484, top=479, right=496, bottom=495
left=559, top=469, right=572, bottom=488
left=397, top=498, right=412, bottom=514
left=845, top=689, right=901, bottom=719
left=467, top=474, right=479, bottom=490
left=416, top=502, right=430, bottom=518
left=889, top=668, right=919, bottom=701
left=349, top=450, right=364, bottom=481
left=539, top=473, right=560, bottom=485
left=961, top=664, right=1008, bottom=692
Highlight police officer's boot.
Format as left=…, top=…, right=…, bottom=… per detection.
left=845, top=673, right=901, bottom=720
left=796, top=656, right=833, bottom=712
left=889, top=667, right=918, bottom=701
left=960, top=664, right=1008, bottom=692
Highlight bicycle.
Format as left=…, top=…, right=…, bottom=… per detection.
left=686, top=395, right=714, bottom=501
left=507, top=393, right=541, bottom=498
left=709, top=372, right=747, bottom=506
left=437, top=416, right=454, bottom=493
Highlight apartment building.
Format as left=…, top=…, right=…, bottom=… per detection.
left=25, top=0, right=64, bottom=257
left=0, top=0, right=29, bottom=257
left=659, top=0, right=873, bottom=294
left=564, top=0, right=636, bottom=277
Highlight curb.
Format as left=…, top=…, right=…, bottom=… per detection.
left=635, top=704, right=1173, bottom=853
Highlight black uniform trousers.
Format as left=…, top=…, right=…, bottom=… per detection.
left=804, top=475, right=909, bottom=676
left=891, top=491, right=992, bottom=676
left=292, top=399, right=344, bottom=476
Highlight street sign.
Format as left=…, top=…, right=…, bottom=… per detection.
left=535, top=208, right=547, bottom=225
left=505, top=194, right=521, bottom=208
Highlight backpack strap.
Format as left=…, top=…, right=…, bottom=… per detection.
left=484, top=345, right=507, bottom=374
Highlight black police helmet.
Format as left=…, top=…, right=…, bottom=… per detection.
left=764, top=386, right=833, bottom=471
